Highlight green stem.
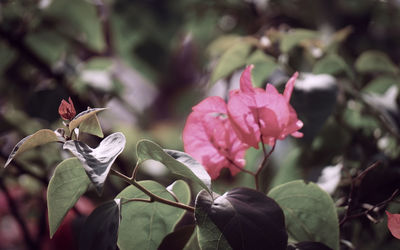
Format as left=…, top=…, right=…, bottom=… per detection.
left=111, top=169, right=195, bottom=213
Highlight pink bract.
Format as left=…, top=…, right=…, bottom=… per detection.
left=183, top=96, right=249, bottom=179
left=58, top=97, right=76, bottom=121
left=227, top=65, right=303, bottom=148
left=386, top=211, right=400, bottom=239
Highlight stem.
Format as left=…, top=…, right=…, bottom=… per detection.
left=111, top=169, right=195, bottom=213
left=227, top=158, right=256, bottom=176
left=254, top=140, right=276, bottom=191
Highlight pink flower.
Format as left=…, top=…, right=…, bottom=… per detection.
left=386, top=211, right=400, bottom=239
left=227, top=65, right=303, bottom=148
left=183, top=96, right=249, bottom=179
left=58, top=97, right=76, bottom=121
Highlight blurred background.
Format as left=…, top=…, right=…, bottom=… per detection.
left=1, top=0, right=400, bottom=249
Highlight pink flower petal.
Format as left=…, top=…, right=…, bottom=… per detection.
left=283, top=72, right=298, bottom=102
left=192, top=96, right=227, bottom=113
left=386, top=211, right=400, bottom=239
left=240, top=65, right=255, bottom=94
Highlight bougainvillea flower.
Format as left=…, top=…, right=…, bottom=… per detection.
left=183, top=96, right=249, bottom=179
left=58, top=97, right=76, bottom=121
left=386, top=211, right=400, bottom=239
left=227, top=65, right=303, bottom=148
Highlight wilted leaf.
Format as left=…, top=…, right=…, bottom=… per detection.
left=4, top=129, right=62, bottom=168
left=268, top=180, right=339, bottom=250
left=137, top=140, right=211, bottom=193
left=195, top=188, right=288, bottom=250
left=116, top=180, right=190, bottom=250
left=63, top=132, right=126, bottom=195
left=210, top=42, right=252, bottom=84
left=355, top=50, right=398, bottom=74
left=280, top=29, right=318, bottom=53
left=47, top=158, right=91, bottom=237
left=69, top=108, right=106, bottom=133
left=79, top=199, right=121, bottom=250
left=79, top=114, right=104, bottom=138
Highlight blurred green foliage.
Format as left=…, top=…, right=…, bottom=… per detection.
left=1, top=0, right=400, bottom=249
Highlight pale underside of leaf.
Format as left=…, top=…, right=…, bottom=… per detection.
left=136, top=140, right=211, bottom=193
left=79, top=113, right=104, bottom=138
left=4, top=129, right=61, bottom=168
left=69, top=108, right=106, bottom=132
left=63, top=132, right=126, bottom=195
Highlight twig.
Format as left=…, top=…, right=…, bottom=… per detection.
left=111, top=169, right=195, bottom=213
left=254, top=139, right=276, bottom=191
left=339, top=162, right=382, bottom=227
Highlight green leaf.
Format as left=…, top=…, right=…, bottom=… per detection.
left=210, top=42, right=252, bottom=84
left=45, top=0, right=104, bottom=51
left=79, top=114, right=104, bottom=138
left=270, top=148, right=303, bottom=188
left=195, top=188, right=287, bottom=250
left=4, top=129, right=62, bottom=168
left=268, top=180, right=339, bottom=250
left=79, top=199, right=121, bottom=250
left=355, top=50, right=398, bottom=74
left=362, top=76, right=399, bottom=94
left=69, top=108, right=106, bottom=133
left=137, top=140, right=211, bottom=193
left=246, top=50, right=278, bottom=87
left=116, top=180, right=190, bottom=250
left=195, top=197, right=232, bottom=250
left=47, top=158, right=91, bottom=238
left=313, top=54, right=353, bottom=78
left=25, top=30, right=68, bottom=64
left=280, top=29, right=318, bottom=53
left=63, top=132, right=126, bottom=195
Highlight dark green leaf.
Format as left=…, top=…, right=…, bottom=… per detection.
left=355, top=50, right=398, bottom=74
left=116, top=180, right=190, bottom=250
left=362, top=76, right=399, bottom=94
left=79, top=199, right=121, bottom=250
left=47, top=157, right=91, bottom=238
left=63, top=132, right=126, bottom=195
left=137, top=140, right=211, bottom=193
left=195, top=188, right=288, bottom=250
left=287, top=241, right=333, bottom=250
left=158, top=225, right=195, bottom=250
left=210, top=42, right=252, bottom=84
left=4, top=129, right=63, bottom=168
left=268, top=180, right=339, bottom=250
left=79, top=114, right=104, bottom=138
left=69, top=108, right=106, bottom=133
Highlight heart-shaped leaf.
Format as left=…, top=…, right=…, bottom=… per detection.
left=79, top=113, right=104, bottom=138
left=268, top=180, right=339, bottom=250
left=63, top=132, right=126, bottom=195
left=195, top=188, right=288, bottom=250
left=116, top=180, right=190, bottom=250
left=69, top=108, right=106, bottom=132
left=47, top=157, right=91, bottom=238
left=137, top=140, right=211, bottom=193
left=4, top=129, right=63, bottom=168
left=79, top=199, right=121, bottom=250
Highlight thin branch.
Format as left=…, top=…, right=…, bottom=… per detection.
left=111, top=169, right=195, bottom=213
left=339, top=161, right=382, bottom=227
left=254, top=141, right=276, bottom=191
